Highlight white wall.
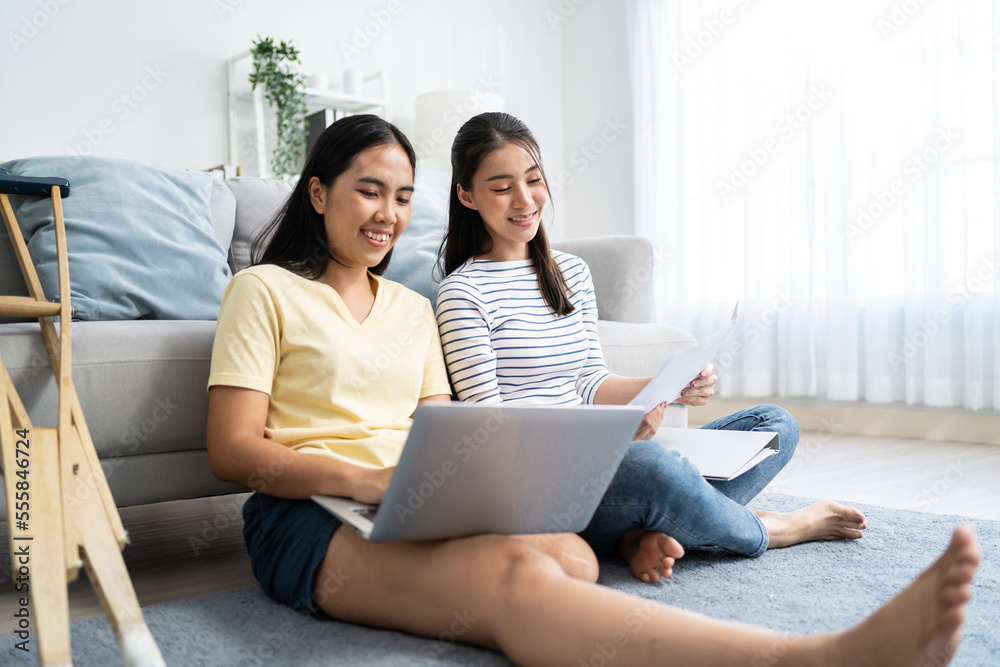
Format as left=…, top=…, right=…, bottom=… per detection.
left=0, top=0, right=632, bottom=239
left=558, top=1, right=634, bottom=240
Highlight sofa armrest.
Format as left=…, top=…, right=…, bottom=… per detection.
left=551, top=235, right=653, bottom=324
left=597, top=320, right=697, bottom=428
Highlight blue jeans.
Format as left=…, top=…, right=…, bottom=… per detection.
left=579, top=404, right=799, bottom=558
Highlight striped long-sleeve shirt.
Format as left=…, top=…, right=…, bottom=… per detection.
left=435, top=251, right=612, bottom=405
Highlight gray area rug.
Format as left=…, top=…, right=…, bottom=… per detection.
left=1, top=493, right=996, bottom=666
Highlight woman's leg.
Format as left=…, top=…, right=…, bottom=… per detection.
left=580, top=440, right=769, bottom=557
left=580, top=405, right=867, bottom=578
left=698, top=403, right=800, bottom=503
left=700, top=404, right=868, bottom=549
left=314, top=522, right=980, bottom=667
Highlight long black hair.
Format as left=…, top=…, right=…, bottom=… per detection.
left=440, top=112, right=573, bottom=316
left=252, top=114, right=416, bottom=278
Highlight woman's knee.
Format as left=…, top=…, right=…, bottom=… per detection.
left=756, top=404, right=800, bottom=455
left=491, top=537, right=570, bottom=592
left=516, top=532, right=600, bottom=583
left=617, top=440, right=705, bottom=492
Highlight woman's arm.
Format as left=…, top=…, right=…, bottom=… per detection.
left=593, top=365, right=718, bottom=407
left=206, top=385, right=393, bottom=503
left=418, top=394, right=452, bottom=405
left=435, top=278, right=503, bottom=403
left=592, top=365, right=717, bottom=440
left=591, top=376, right=664, bottom=440
left=592, top=375, right=652, bottom=404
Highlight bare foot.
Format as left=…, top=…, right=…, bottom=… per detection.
left=755, top=499, right=867, bottom=549
left=614, top=529, right=685, bottom=583
left=823, top=524, right=981, bottom=666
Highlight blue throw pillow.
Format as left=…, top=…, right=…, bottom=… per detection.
left=0, top=156, right=232, bottom=320
left=383, top=169, right=449, bottom=308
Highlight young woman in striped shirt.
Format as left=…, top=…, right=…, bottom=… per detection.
left=437, top=112, right=870, bottom=582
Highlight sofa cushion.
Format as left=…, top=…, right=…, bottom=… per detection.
left=0, top=319, right=218, bottom=459
left=0, top=156, right=232, bottom=320
left=551, top=236, right=656, bottom=324
left=209, top=177, right=237, bottom=252
left=224, top=177, right=295, bottom=273
left=597, top=320, right=697, bottom=377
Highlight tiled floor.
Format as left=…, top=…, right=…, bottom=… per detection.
left=0, top=432, right=997, bottom=637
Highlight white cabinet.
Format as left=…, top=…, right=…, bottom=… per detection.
left=226, top=50, right=388, bottom=177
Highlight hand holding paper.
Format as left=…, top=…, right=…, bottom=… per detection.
left=675, top=363, right=717, bottom=407
left=629, top=303, right=739, bottom=411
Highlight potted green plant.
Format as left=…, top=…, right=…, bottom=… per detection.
left=249, top=36, right=308, bottom=178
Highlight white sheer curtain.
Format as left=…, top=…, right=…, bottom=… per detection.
left=628, top=0, right=1000, bottom=410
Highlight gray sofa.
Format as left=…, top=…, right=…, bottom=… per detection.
left=0, top=172, right=695, bottom=512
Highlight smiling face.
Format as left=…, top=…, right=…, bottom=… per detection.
left=308, top=143, right=414, bottom=274
left=456, top=142, right=547, bottom=261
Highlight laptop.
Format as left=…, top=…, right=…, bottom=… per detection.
left=312, top=402, right=645, bottom=542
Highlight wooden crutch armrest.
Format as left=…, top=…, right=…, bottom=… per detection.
left=0, top=174, right=71, bottom=198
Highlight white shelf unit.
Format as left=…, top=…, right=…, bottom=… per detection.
left=226, top=50, right=388, bottom=177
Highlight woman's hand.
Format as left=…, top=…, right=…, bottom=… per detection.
left=634, top=402, right=667, bottom=441
left=675, top=364, right=717, bottom=407
left=347, top=465, right=396, bottom=505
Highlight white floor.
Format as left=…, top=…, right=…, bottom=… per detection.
left=0, top=432, right=998, bottom=637
left=763, top=432, right=1000, bottom=521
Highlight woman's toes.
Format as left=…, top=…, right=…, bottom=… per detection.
left=660, top=534, right=685, bottom=559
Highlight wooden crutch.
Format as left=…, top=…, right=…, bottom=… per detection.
left=0, top=176, right=165, bottom=666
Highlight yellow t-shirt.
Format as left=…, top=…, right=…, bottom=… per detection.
left=208, top=264, right=453, bottom=469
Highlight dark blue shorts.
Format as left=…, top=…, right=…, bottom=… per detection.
left=242, top=492, right=343, bottom=617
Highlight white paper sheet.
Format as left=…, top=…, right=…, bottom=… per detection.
left=629, top=303, right=739, bottom=411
